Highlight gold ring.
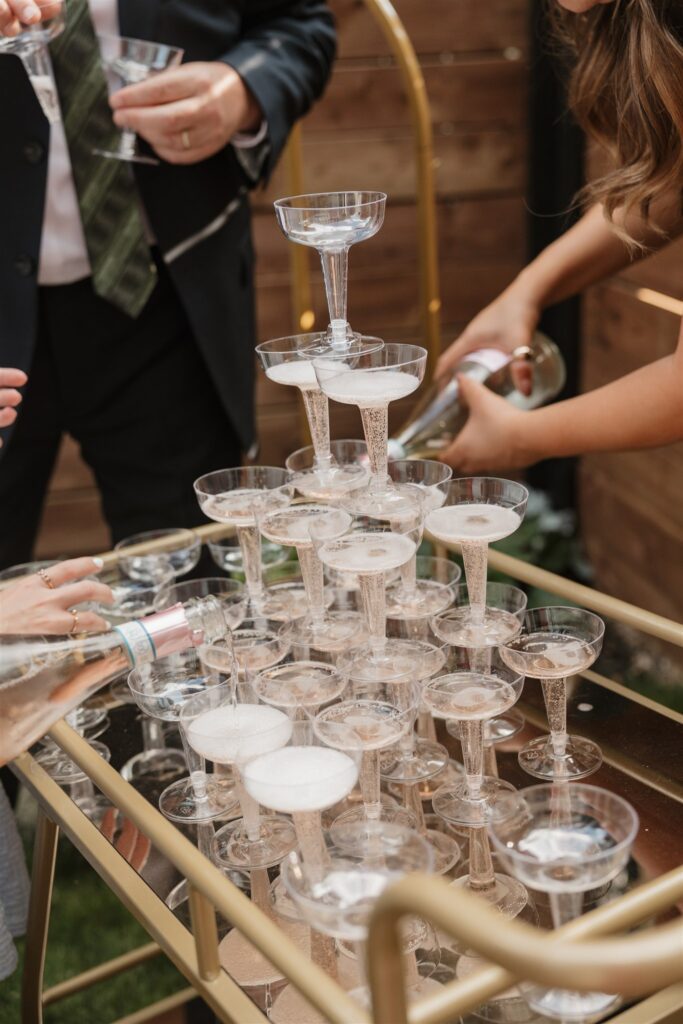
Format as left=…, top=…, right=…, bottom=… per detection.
left=68, top=607, right=79, bottom=634
left=181, top=129, right=191, bottom=150
left=37, top=567, right=55, bottom=589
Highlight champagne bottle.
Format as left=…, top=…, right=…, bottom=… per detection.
left=387, top=332, right=565, bottom=460
left=0, top=596, right=232, bottom=764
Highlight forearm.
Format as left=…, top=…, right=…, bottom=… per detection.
left=517, top=353, right=683, bottom=463
left=510, top=195, right=683, bottom=311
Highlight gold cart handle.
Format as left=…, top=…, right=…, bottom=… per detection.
left=367, top=871, right=683, bottom=1024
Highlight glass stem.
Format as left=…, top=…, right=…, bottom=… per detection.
left=120, top=129, right=138, bottom=159
left=541, top=677, right=568, bottom=758
left=70, top=778, right=95, bottom=803
left=417, top=707, right=437, bottom=743
left=397, top=718, right=417, bottom=759
left=196, top=821, right=215, bottom=861
left=460, top=540, right=488, bottom=627
left=236, top=523, right=263, bottom=602
left=359, top=405, right=389, bottom=488
left=300, top=387, right=332, bottom=466
left=298, top=545, right=326, bottom=628
left=312, top=932, right=338, bottom=978
left=292, top=810, right=328, bottom=884
left=142, top=716, right=164, bottom=752
left=399, top=553, right=418, bottom=600
left=483, top=741, right=498, bottom=779
left=403, top=782, right=427, bottom=835
left=319, top=247, right=350, bottom=346
left=357, top=572, right=386, bottom=656
left=403, top=949, right=421, bottom=989
left=549, top=890, right=583, bottom=930
left=360, top=749, right=381, bottom=822
left=235, top=770, right=262, bottom=842
left=471, top=646, right=492, bottom=675
left=180, top=732, right=209, bottom=804
left=250, top=867, right=273, bottom=917
left=468, top=827, right=496, bottom=893
left=460, top=719, right=485, bottom=800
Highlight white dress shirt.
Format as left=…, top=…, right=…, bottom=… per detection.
left=38, top=0, right=118, bottom=285
left=38, top=0, right=265, bottom=286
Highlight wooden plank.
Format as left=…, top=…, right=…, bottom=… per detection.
left=333, top=0, right=528, bottom=60
left=255, top=259, right=521, bottom=342
left=582, top=285, right=680, bottom=391
left=578, top=462, right=683, bottom=622
left=253, top=196, right=527, bottom=279
left=258, top=129, right=527, bottom=205
left=619, top=238, right=683, bottom=301
left=304, top=59, right=527, bottom=133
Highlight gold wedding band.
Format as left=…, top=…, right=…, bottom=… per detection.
left=37, top=567, right=55, bottom=590
left=181, top=129, right=191, bottom=150
left=68, top=607, right=80, bottom=634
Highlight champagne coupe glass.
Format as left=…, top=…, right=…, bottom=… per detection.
left=207, top=534, right=288, bottom=577
left=0, top=10, right=65, bottom=123
left=383, top=459, right=455, bottom=618
left=313, top=343, right=428, bottom=517
left=114, top=528, right=201, bottom=583
left=254, top=660, right=347, bottom=719
left=92, top=563, right=174, bottom=625
left=280, top=822, right=437, bottom=1007
left=152, top=577, right=247, bottom=629
left=180, top=681, right=296, bottom=870
left=286, top=438, right=369, bottom=501
left=260, top=504, right=365, bottom=652
left=243, top=736, right=361, bottom=1021
left=203, top=621, right=291, bottom=686
left=500, top=607, right=605, bottom=780
left=314, top=680, right=422, bottom=844
left=431, top=581, right=527, bottom=670
left=425, top=478, right=528, bottom=645
left=194, top=466, right=293, bottom=618
left=313, top=516, right=426, bottom=682
left=273, top=191, right=386, bottom=348
left=257, top=336, right=379, bottom=500
left=385, top=555, right=461, bottom=624
left=423, top=650, right=525, bottom=829
left=128, top=649, right=238, bottom=823
left=95, top=34, right=183, bottom=164
left=489, top=783, right=639, bottom=1022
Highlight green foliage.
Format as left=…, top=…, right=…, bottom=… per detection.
left=0, top=832, right=183, bottom=1024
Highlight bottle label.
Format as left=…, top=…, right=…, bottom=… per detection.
left=114, top=621, right=157, bottom=666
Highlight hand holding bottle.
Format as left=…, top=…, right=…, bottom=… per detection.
left=438, top=375, right=532, bottom=473
left=435, top=286, right=541, bottom=396
left=0, top=557, right=114, bottom=636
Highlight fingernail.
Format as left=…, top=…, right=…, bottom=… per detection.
left=93, top=556, right=104, bottom=568
left=21, top=4, right=41, bottom=21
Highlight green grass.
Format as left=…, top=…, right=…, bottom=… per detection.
left=0, top=813, right=184, bottom=1024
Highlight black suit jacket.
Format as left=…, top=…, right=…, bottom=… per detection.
left=0, top=0, right=335, bottom=449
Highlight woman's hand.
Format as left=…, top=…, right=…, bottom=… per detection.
left=439, top=375, right=536, bottom=474
left=0, top=368, right=27, bottom=444
left=0, top=0, right=62, bottom=37
left=110, top=62, right=262, bottom=165
left=0, top=557, right=114, bottom=635
left=435, top=286, right=541, bottom=396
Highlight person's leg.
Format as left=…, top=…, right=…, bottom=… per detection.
left=48, top=262, right=243, bottom=545
left=0, top=296, right=63, bottom=570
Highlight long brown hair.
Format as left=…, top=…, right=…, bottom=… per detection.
left=548, top=0, right=683, bottom=245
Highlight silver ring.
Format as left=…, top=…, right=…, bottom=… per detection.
left=511, top=345, right=533, bottom=362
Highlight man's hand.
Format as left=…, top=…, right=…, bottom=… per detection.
left=439, top=375, right=534, bottom=474
left=110, top=62, right=262, bottom=166
left=0, top=367, right=26, bottom=445
left=0, top=0, right=61, bottom=38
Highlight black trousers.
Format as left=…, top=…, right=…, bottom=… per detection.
left=0, top=262, right=243, bottom=569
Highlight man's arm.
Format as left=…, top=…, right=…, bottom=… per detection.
left=221, top=0, right=336, bottom=179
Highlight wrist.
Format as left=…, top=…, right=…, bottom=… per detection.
left=236, top=79, right=262, bottom=134
left=508, top=266, right=550, bottom=317
left=510, top=408, right=547, bottom=468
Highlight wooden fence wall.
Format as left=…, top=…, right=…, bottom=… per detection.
left=33, top=0, right=531, bottom=558
left=579, top=150, right=683, bottom=622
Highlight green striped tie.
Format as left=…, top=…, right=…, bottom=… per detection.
left=49, top=0, right=157, bottom=318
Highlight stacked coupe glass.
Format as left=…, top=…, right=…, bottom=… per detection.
left=123, top=192, right=639, bottom=1023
